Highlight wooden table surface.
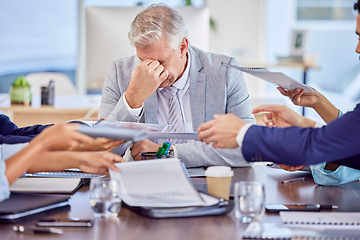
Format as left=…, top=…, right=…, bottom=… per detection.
left=1, top=165, right=360, bottom=240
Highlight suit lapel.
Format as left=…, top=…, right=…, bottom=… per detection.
left=189, top=47, right=206, bottom=130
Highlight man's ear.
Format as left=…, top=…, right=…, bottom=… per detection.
left=179, top=38, right=189, bottom=57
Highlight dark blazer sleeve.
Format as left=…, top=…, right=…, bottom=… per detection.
left=242, top=104, right=360, bottom=170
left=0, top=114, right=51, bottom=144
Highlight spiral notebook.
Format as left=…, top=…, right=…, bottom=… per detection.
left=242, top=222, right=360, bottom=240
left=221, top=62, right=313, bottom=93
left=280, top=211, right=360, bottom=227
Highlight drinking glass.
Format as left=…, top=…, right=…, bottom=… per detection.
left=234, top=181, right=265, bottom=223
left=89, top=178, right=121, bottom=218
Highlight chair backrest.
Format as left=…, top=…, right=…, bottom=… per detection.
left=26, top=72, right=78, bottom=96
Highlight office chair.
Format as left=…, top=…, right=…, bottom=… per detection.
left=26, top=72, right=78, bottom=96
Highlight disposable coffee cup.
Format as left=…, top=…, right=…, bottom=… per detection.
left=205, top=166, right=233, bottom=200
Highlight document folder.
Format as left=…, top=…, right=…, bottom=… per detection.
left=124, top=192, right=233, bottom=219
left=0, top=193, right=69, bottom=223
left=78, top=125, right=148, bottom=142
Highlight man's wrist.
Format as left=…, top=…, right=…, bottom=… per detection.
left=123, top=92, right=143, bottom=117
left=124, top=91, right=143, bottom=109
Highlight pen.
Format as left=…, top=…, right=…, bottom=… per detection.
left=13, top=225, right=63, bottom=234
left=281, top=177, right=306, bottom=184
left=37, top=219, right=93, bottom=227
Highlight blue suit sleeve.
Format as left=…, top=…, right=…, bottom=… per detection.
left=242, top=104, right=360, bottom=170
left=0, top=114, right=51, bottom=144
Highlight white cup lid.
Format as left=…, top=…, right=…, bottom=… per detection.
left=205, top=166, right=234, bottom=177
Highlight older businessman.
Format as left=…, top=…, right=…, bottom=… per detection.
left=98, top=4, right=255, bottom=167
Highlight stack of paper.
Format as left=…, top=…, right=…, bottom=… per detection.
left=109, top=159, right=208, bottom=208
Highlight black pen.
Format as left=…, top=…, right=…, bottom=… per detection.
left=316, top=204, right=339, bottom=210
left=37, top=219, right=93, bottom=227
left=281, top=177, right=306, bottom=184
left=13, top=225, right=63, bottom=234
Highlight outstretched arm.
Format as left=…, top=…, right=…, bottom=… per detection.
left=277, top=87, right=339, bottom=123
left=5, top=124, right=95, bottom=184
left=253, top=105, right=316, bottom=128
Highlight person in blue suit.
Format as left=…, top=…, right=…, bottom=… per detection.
left=0, top=114, right=49, bottom=144
left=198, top=0, right=360, bottom=170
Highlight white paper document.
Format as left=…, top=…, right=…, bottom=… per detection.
left=147, top=132, right=199, bottom=140
left=109, top=159, right=205, bottom=208
left=222, top=62, right=314, bottom=93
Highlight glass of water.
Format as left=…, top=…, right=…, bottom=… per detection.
left=234, top=181, right=265, bottom=223
left=89, top=178, right=121, bottom=218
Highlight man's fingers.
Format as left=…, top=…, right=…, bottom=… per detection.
left=277, top=87, right=289, bottom=96
left=262, top=113, right=273, bottom=125
left=253, top=105, right=284, bottom=114
left=148, top=60, right=161, bottom=70
left=197, top=119, right=216, bottom=132
left=159, top=69, right=169, bottom=82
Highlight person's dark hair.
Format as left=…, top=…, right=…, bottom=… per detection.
left=355, top=0, right=360, bottom=13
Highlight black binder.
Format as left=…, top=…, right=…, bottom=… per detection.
left=0, top=193, right=70, bottom=223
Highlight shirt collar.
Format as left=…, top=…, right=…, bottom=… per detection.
left=171, top=50, right=191, bottom=91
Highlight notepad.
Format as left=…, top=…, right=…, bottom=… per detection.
left=242, top=222, right=360, bottom=240
left=10, top=177, right=86, bottom=194
left=280, top=211, right=360, bottom=227
left=222, top=62, right=314, bottom=93
left=26, top=169, right=105, bottom=178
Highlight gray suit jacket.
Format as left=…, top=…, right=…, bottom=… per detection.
left=99, top=46, right=255, bottom=167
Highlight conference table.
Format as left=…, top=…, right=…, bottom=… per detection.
left=1, top=164, right=360, bottom=240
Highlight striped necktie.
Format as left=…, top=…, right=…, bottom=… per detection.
left=166, top=86, right=185, bottom=143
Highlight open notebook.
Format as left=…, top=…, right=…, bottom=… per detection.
left=242, top=222, right=360, bottom=240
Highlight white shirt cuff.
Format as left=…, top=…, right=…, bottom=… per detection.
left=123, top=93, right=143, bottom=117
left=236, top=123, right=253, bottom=149
left=314, top=122, right=324, bottom=128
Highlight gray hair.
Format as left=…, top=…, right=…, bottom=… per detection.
left=128, top=4, right=188, bottom=49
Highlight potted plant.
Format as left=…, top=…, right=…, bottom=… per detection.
left=9, top=76, right=32, bottom=106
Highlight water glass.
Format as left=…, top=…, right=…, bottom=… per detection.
left=234, top=181, right=265, bottom=223
left=89, top=178, right=121, bottom=218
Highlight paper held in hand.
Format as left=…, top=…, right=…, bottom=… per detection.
left=222, top=62, right=314, bottom=93
left=109, top=159, right=212, bottom=208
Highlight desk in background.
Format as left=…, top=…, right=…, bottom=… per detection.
left=1, top=165, right=359, bottom=240
left=273, top=58, right=319, bottom=116
left=0, top=94, right=101, bottom=127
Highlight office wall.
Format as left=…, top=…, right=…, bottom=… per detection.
left=207, top=0, right=269, bottom=106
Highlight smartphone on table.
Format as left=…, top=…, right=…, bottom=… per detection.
left=36, top=219, right=93, bottom=227
left=265, top=204, right=322, bottom=213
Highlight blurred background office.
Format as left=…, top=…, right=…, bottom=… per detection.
left=0, top=0, right=359, bottom=125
